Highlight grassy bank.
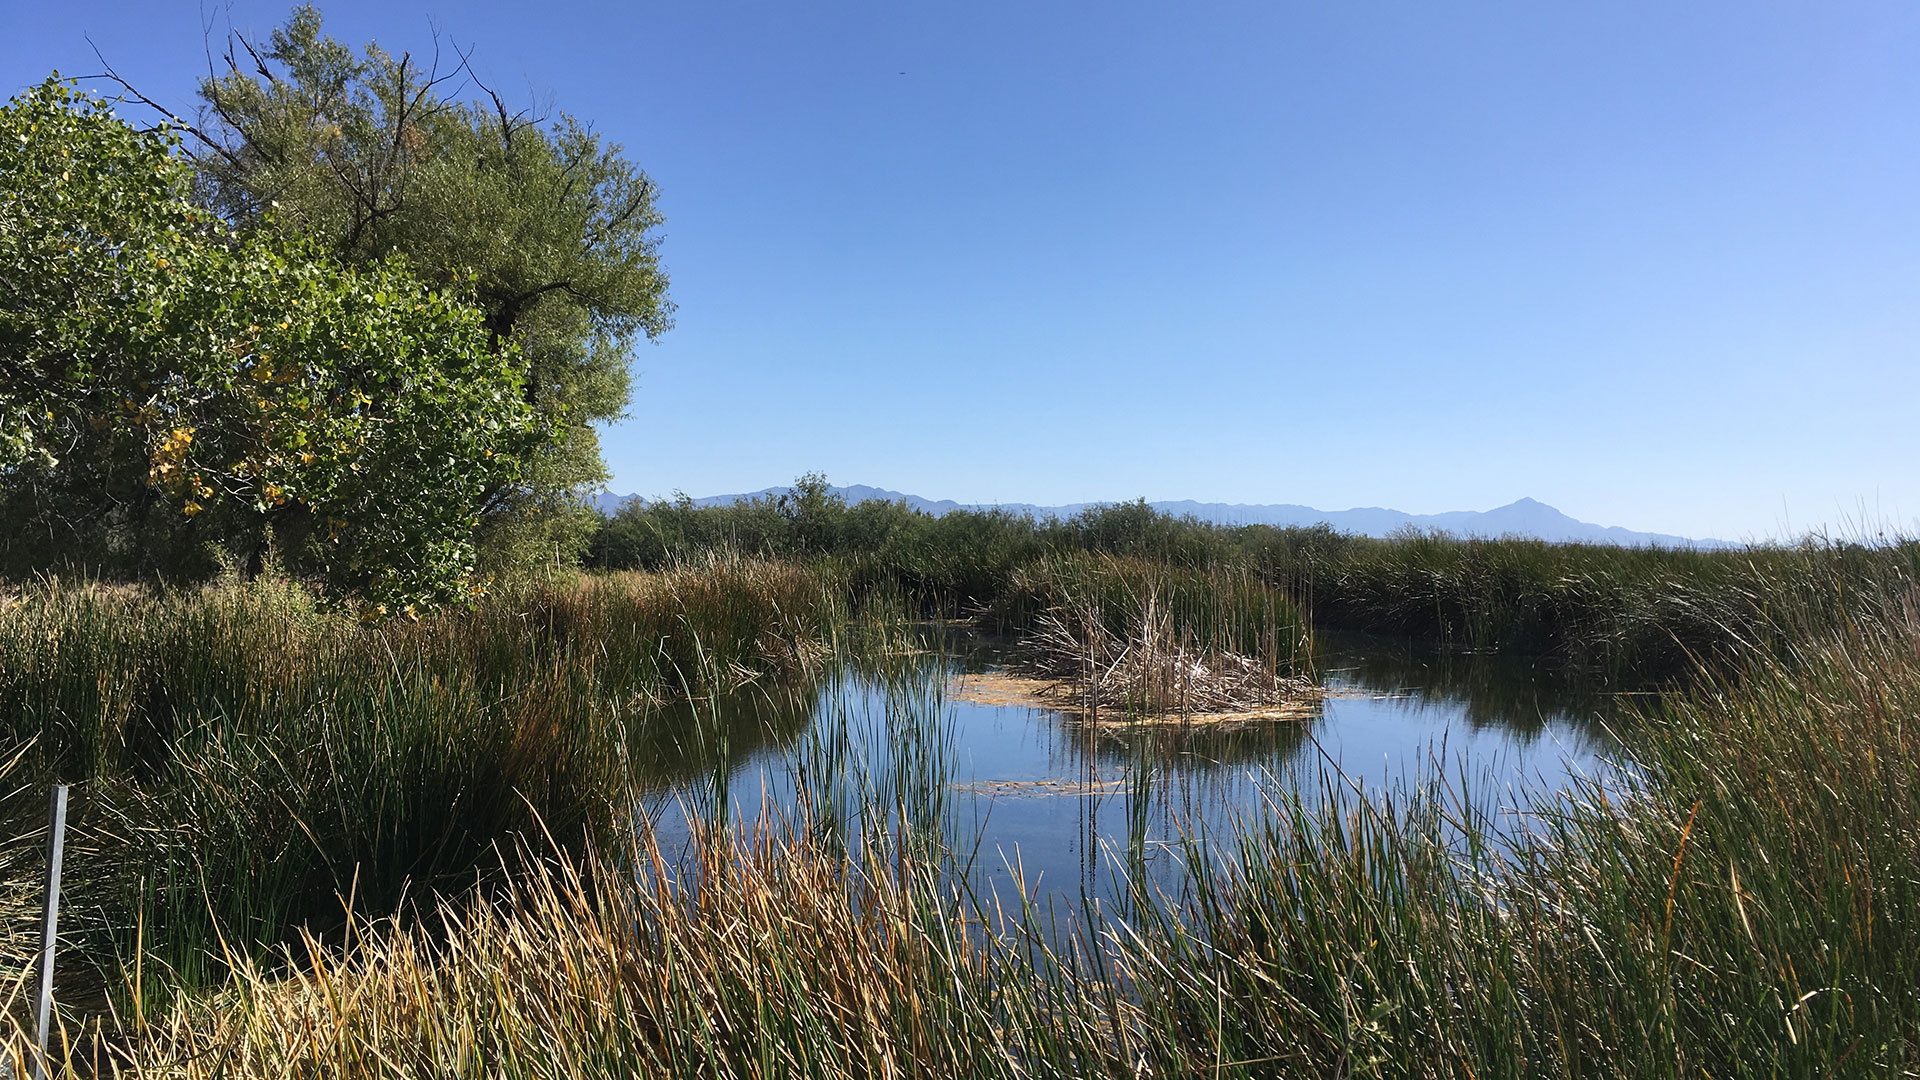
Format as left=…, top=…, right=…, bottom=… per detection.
left=3, top=545, right=1917, bottom=1075
left=1266, top=528, right=1920, bottom=682
left=0, top=560, right=843, bottom=1009
left=40, top=572, right=1919, bottom=1077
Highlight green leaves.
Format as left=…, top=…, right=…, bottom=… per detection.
left=188, top=7, right=674, bottom=571
left=1, top=78, right=552, bottom=609
left=1, top=79, right=197, bottom=473
left=8, top=0, right=684, bottom=595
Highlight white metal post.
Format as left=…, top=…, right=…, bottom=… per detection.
left=32, top=785, right=67, bottom=1080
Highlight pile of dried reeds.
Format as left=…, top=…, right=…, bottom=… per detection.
left=1015, top=557, right=1318, bottom=720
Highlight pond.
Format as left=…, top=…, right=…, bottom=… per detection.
left=631, top=626, right=1624, bottom=920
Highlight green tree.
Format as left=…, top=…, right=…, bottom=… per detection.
left=163, top=6, right=673, bottom=570
left=0, top=78, right=547, bottom=609
left=778, top=472, right=848, bottom=555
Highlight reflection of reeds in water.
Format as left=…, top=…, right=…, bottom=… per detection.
left=88, top=578, right=1920, bottom=1077
left=0, top=559, right=845, bottom=1014
left=12, top=555, right=1920, bottom=1075
left=1316, top=629, right=1621, bottom=747
left=1009, top=555, right=1318, bottom=719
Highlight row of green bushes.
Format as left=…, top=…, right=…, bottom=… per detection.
left=588, top=480, right=1920, bottom=680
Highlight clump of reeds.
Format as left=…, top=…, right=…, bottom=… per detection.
left=1269, top=530, right=1920, bottom=682
left=1007, top=554, right=1317, bottom=719
left=1112, top=570, right=1920, bottom=1076
left=0, top=741, right=47, bottom=986
left=0, top=557, right=846, bottom=1012
left=13, top=537, right=1920, bottom=1076
left=103, top=828, right=1116, bottom=1080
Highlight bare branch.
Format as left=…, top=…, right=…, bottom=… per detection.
left=235, top=30, right=280, bottom=84
left=83, top=39, right=242, bottom=169
left=468, top=62, right=540, bottom=187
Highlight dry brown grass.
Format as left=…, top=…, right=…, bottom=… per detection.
left=1021, top=588, right=1320, bottom=722
left=91, top=826, right=1112, bottom=1080
left=947, top=669, right=1320, bottom=729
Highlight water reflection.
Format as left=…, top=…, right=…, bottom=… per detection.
left=1317, top=630, right=1619, bottom=742
left=624, top=685, right=814, bottom=796
left=627, top=627, right=1622, bottom=918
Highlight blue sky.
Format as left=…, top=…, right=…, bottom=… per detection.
left=8, top=2, right=1919, bottom=540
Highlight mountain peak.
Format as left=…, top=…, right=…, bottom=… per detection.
left=591, top=487, right=1729, bottom=549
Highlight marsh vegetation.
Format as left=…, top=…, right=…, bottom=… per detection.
left=2, top=496, right=1918, bottom=1076
left=9, top=7, right=1912, bottom=1075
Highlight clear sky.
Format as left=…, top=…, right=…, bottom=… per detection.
left=8, top=2, right=1919, bottom=541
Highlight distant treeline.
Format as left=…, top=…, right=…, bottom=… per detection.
left=589, top=476, right=1920, bottom=681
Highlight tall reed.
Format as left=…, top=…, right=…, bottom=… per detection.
left=997, top=554, right=1314, bottom=716
left=103, top=831, right=1113, bottom=1080
left=1118, top=572, right=1920, bottom=1076
left=12, top=543, right=1920, bottom=1076
left=0, top=559, right=843, bottom=1011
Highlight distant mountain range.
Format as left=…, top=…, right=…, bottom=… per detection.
left=590, top=485, right=1735, bottom=549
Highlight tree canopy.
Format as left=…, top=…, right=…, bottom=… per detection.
left=1, top=78, right=549, bottom=609
left=4, top=5, right=677, bottom=606
left=174, top=6, right=673, bottom=566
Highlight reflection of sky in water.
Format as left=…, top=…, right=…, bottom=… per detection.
left=637, top=632, right=1627, bottom=919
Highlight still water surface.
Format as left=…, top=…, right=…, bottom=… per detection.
left=633, top=630, right=1623, bottom=915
